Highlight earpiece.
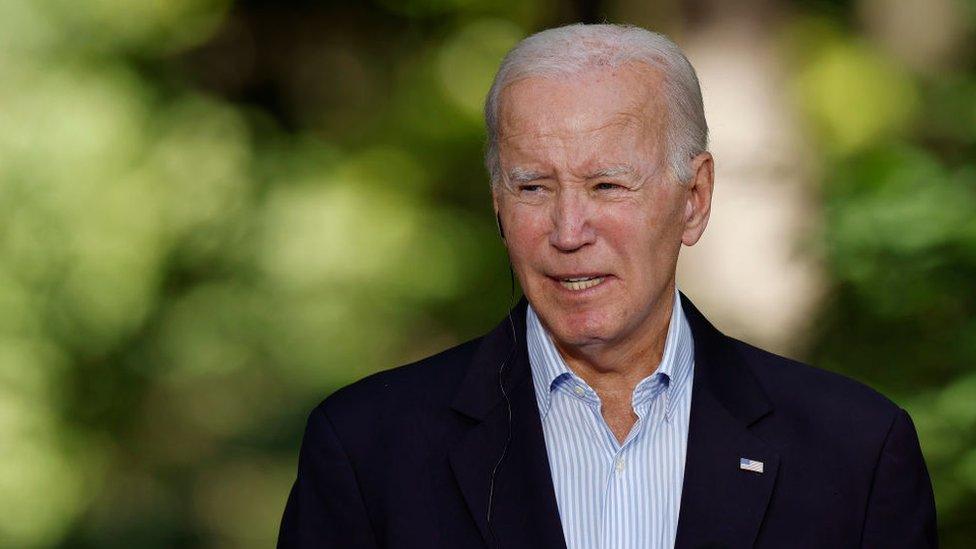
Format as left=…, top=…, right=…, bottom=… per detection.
left=486, top=262, right=517, bottom=548
left=495, top=213, right=506, bottom=240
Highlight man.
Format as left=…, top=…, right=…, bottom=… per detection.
left=278, top=24, right=937, bottom=548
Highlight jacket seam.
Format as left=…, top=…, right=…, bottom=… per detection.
left=320, top=405, right=382, bottom=547
left=857, top=406, right=901, bottom=547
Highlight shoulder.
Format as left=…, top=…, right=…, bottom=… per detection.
left=313, top=335, right=483, bottom=427
left=729, top=337, right=903, bottom=438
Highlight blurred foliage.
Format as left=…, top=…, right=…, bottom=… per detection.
left=0, top=0, right=973, bottom=547
left=0, top=0, right=515, bottom=546
left=784, top=7, right=976, bottom=548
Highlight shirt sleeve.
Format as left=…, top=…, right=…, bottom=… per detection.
left=278, top=404, right=379, bottom=548
left=860, top=407, right=938, bottom=548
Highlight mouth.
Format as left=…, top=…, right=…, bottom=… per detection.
left=553, top=274, right=609, bottom=292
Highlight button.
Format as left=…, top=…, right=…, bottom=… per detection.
left=615, top=457, right=626, bottom=473
left=574, top=385, right=585, bottom=396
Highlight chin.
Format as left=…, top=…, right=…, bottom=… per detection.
left=542, top=306, right=619, bottom=347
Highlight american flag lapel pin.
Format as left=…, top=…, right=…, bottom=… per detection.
left=740, top=457, right=764, bottom=474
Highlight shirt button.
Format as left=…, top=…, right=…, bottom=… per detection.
left=615, top=457, right=626, bottom=473
left=574, top=385, right=585, bottom=396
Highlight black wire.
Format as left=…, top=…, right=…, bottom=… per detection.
left=486, top=265, right=518, bottom=548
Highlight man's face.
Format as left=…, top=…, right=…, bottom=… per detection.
left=493, top=64, right=704, bottom=352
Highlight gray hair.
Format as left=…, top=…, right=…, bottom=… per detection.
left=484, top=23, right=708, bottom=185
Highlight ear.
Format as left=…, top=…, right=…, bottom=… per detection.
left=681, top=152, right=714, bottom=247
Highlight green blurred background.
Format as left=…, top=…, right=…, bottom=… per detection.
left=1, top=0, right=973, bottom=546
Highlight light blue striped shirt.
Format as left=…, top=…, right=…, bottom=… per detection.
left=526, top=287, right=695, bottom=549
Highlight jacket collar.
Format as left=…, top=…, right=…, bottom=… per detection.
left=678, top=292, right=773, bottom=426
left=448, top=296, right=566, bottom=548
left=449, top=292, right=780, bottom=548
left=674, top=292, right=779, bottom=547
left=450, top=297, right=531, bottom=421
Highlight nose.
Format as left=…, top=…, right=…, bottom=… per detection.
left=549, top=188, right=595, bottom=252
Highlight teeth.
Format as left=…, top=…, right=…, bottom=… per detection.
left=559, top=277, right=604, bottom=291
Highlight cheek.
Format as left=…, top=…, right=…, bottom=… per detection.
left=505, top=207, right=549, bottom=249
left=594, top=202, right=655, bottom=244
left=596, top=203, right=680, bottom=270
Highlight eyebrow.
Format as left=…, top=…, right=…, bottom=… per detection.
left=507, top=167, right=549, bottom=183
left=505, top=164, right=636, bottom=183
left=586, top=165, right=635, bottom=179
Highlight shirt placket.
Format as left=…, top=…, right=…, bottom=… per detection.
left=599, top=379, right=667, bottom=549
left=562, top=379, right=611, bottom=548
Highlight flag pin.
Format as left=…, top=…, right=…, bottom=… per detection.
left=740, top=457, right=764, bottom=474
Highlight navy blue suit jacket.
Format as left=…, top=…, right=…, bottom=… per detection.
left=278, top=294, right=937, bottom=548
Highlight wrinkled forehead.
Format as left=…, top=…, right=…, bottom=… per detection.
left=496, top=63, right=669, bottom=162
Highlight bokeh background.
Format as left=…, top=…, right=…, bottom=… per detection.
left=1, top=0, right=974, bottom=546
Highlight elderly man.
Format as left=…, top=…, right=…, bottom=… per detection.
left=278, top=24, right=937, bottom=548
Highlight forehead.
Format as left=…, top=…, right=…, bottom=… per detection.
left=497, top=63, right=668, bottom=163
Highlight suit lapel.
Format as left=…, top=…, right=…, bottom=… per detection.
left=448, top=299, right=567, bottom=549
left=674, top=293, right=780, bottom=548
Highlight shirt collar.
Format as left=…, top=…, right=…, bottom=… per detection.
left=526, top=285, right=695, bottom=422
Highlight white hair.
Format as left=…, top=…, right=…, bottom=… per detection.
left=484, top=23, right=708, bottom=185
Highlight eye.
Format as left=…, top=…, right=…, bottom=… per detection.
left=594, top=182, right=623, bottom=191
left=518, top=184, right=544, bottom=193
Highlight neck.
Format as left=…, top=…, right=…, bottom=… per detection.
left=553, top=279, right=677, bottom=398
